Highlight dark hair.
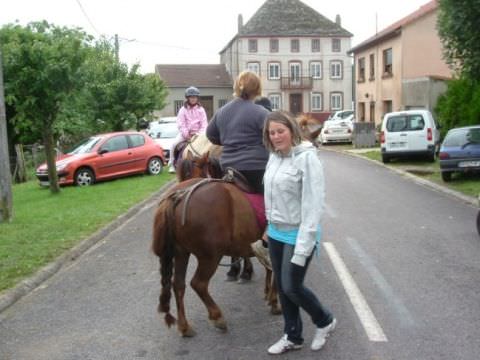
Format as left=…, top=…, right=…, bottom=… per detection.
left=255, top=97, right=272, bottom=112
left=263, top=111, right=303, bottom=152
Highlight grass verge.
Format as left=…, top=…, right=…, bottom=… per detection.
left=359, top=150, right=480, bottom=198
left=0, top=173, right=174, bottom=293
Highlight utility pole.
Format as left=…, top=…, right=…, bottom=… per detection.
left=114, top=33, right=119, bottom=63
left=0, top=46, right=13, bottom=222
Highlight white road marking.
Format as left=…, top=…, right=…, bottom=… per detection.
left=323, top=242, right=388, bottom=342
left=345, top=236, right=415, bottom=328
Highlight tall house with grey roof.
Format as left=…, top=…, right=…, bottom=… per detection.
left=220, top=0, right=353, bottom=118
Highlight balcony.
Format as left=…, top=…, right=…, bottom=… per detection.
left=280, top=77, right=313, bottom=90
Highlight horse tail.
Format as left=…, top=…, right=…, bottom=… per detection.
left=152, top=198, right=176, bottom=327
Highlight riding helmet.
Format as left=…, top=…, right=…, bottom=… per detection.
left=185, top=86, right=200, bottom=98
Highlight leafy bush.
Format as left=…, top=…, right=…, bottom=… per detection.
left=435, top=78, right=480, bottom=137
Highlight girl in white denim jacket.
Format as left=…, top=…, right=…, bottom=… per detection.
left=262, top=111, right=336, bottom=355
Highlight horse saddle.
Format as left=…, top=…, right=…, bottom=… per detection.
left=222, top=167, right=256, bottom=194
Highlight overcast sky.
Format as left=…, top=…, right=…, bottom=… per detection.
left=1, top=0, right=430, bottom=73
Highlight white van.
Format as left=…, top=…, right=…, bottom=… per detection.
left=380, top=110, right=440, bottom=163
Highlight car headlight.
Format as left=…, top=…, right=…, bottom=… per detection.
left=56, top=163, right=69, bottom=171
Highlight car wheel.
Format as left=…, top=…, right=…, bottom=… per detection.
left=382, top=154, right=390, bottom=163
left=427, top=150, right=436, bottom=162
left=74, top=168, right=95, bottom=186
left=441, top=171, right=452, bottom=182
left=147, top=157, right=163, bottom=175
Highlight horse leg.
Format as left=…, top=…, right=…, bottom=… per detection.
left=266, top=269, right=282, bottom=315
left=226, top=256, right=240, bottom=282
left=173, top=249, right=195, bottom=337
left=238, top=257, right=253, bottom=283
left=190, top=256, right=227, bottom=332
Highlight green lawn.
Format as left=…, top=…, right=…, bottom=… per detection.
left=0, top=173, right=174, bottom=293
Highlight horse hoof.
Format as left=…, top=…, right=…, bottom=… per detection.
left=181, top=327, right=196, bottom=337
left=239, top=274, right=252, bottom=282
left=237, top=277, right=251, bottom=284
left=226, top=275, right=238, bottom=282
left=212, top=318, right=228, bottom=332
left=270, top=307, right=282, bottom=315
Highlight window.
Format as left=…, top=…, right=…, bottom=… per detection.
left=369, top=53, right=375, bottom=80
left=330, top=61, right=342, bottom=79
left=218, top=99, right=228, bottom=108
left=311, top=38, right=320, bottom=52
left=358, top=57, right=365, bottom=82
left=248, top=39, right=257, bottom=53
left=330, top=92, right=343, bottom=110
left=129, top=134, right=145, bottom=148
left=291, top=39, right=300, bottom=52
left=269, top=94, right=281, bottom=111
left=101, top=135, right=128, bottom=153
left=383, top=100, right=393, bottom=115
left=332, top=38, right=341, bottom=52
left=310, top=61, right=322, bottom=79
left=383, top=48, right=393, bottom=75
left=270, top=39, right=279, bottom=53
left=247, top=62, right=260, bottom=75
left=311, top=93, right=323, bottom=111
left=174, top=100, right=183, bottom=115
left=268, top=62, right=281, bottom=80
left=290, top=62, right=301, bottom=83
left=358, top=102, right=365, bottom=121
left=386, top=114, right=425, bottom=132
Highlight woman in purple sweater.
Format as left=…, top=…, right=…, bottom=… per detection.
left=206, top=71, right=269, bottom=193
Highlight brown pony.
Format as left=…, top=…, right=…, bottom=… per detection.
left=176, top=152, right=254, bottom=283
left=152, top=176, right=280, bottom=337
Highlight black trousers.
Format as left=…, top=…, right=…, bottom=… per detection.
left=237, top=169, right=265, bottom=194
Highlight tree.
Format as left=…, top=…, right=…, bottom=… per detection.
left=438, top=0, right=480, bottom=80
left=1, top=21, right=92, bottom=193
left=0, top=46, right=13, bottom=222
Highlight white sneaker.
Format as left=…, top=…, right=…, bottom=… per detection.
left=268, top=334, right=303, bottom=355
left=168, top=165, right=175, bottom=174
left=311, top=318, right=336, bottom=351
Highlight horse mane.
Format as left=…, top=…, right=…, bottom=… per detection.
left=176, top=152, right=223, bottom=181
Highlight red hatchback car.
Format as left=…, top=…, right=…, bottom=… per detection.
left=36, top=131, right=166, bottom=186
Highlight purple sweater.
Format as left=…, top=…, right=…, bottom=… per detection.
left=206, top=98, right=269, bottom=171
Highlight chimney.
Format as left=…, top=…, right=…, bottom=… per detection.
left=238, top=14, right=243, bottom=33
left=335, top=14, right=341, bottom=26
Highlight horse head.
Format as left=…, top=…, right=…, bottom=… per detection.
left=297, top=114, right=322, bottom=147
left=176, top=152, right=222, bottom=181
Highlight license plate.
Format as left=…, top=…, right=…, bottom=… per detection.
left=333, top=129, right=346, bottom=133
left=459, top=160, right=480, bottom=168
left=389, top=142, right=406, bottom=149
left=39, top=181, right=50, bottom=187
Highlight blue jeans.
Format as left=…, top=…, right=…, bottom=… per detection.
left=269, top=237, right=333, bottom=345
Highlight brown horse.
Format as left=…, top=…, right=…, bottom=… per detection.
left=297, top=114, right=323, bottom=147
left=152, top=177, right=280, bottom=337
left=176, top=151, right=254, bottom=283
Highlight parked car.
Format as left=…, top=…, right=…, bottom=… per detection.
left=438, top=125, right=480, bottom=182
left=36, top=131, right=165, bottom=187
left=147, top=118, right=179, bottom=163
left=320, top=119, right=354, bottom=144
left=380, top=110, right=440, bottom=163
left=327, top=110, right=354, bottom=122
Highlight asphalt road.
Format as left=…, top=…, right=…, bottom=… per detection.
left=1, top=149, right=479, bottom=360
